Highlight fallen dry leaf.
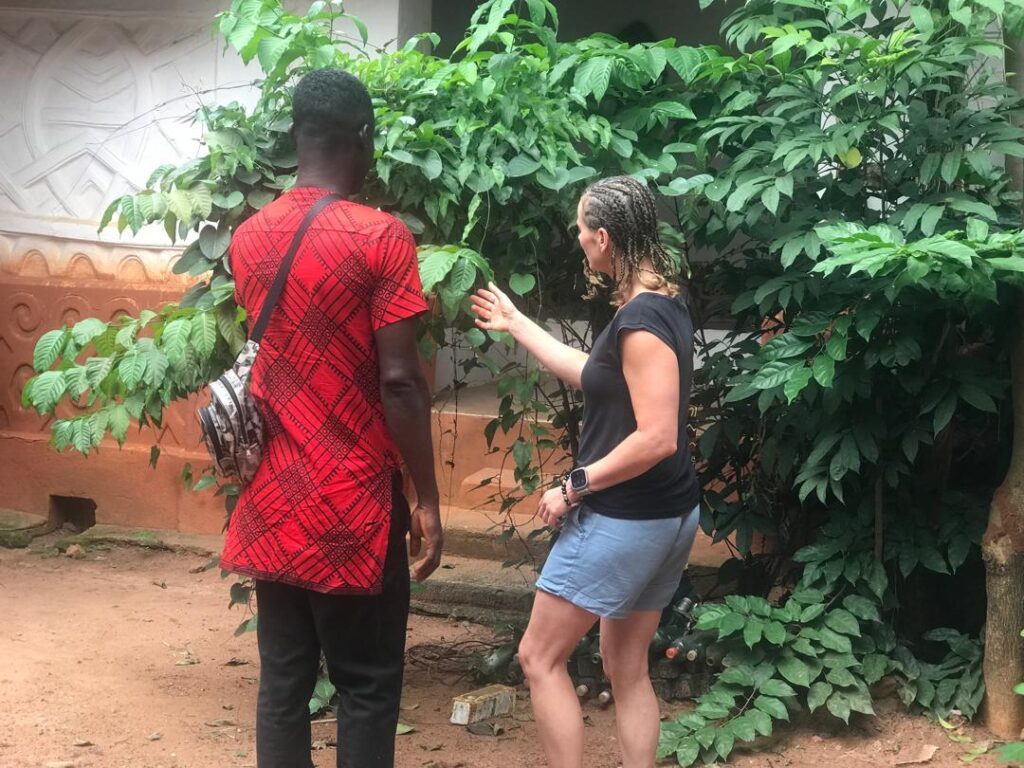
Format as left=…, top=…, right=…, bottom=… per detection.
left=894, top=743, right=939, bottom=765
left=959, top=741, right=991, bottom=764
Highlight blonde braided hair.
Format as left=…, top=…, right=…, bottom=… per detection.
left=580, top=176, right=679, bottom=305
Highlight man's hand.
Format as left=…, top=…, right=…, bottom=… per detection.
left=409, top=501, right=443, bottom=582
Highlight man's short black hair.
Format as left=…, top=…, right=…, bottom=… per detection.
left=292, top=68, right=374, bottom=148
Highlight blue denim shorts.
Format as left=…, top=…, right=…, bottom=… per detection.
left=535, top=504, right=700, bottom=619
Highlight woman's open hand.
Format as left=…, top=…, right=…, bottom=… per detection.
left=470, top=282, right=520, bottom=334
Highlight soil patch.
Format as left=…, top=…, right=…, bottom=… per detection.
left=0, top=541, right=1002, bottom=767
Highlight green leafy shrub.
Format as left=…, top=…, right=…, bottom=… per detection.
left=24, top=0, right=708, bottom=508
left=897, top=628, right=985, bottom=720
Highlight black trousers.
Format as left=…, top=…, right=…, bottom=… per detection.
left=254, top=484, right=410, bottom=768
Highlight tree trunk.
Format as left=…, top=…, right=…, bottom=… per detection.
left=985, top=29, right=1024, bottom=741
left=983, top=300, right=1024, bottom=739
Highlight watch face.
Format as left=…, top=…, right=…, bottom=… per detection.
left=570, top=468, right=588, bottom=491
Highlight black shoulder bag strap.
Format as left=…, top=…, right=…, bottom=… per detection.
left=248, top=192, right=343, bottom=344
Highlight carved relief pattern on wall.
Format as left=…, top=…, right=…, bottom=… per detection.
left=0, top=9, right=224, bottom=231
left=0, top=233, right=206, bottom=454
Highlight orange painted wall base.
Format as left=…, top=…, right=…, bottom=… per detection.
left=1, top=234, right=732, bottom=569
left=1, top=429, right=226, bottom=535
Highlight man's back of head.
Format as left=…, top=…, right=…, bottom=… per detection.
left=292, top=68, right=375, bottom=192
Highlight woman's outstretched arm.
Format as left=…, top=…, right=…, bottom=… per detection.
left=470, top=282, right=589, bottom=389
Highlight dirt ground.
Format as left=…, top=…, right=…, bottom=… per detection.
left=0, top=540, right=1007, bottom=768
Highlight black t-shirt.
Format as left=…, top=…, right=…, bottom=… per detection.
left=577, top=292, right=699, bottom=519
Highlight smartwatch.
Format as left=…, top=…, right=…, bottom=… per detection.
left=568, top=466, right=591, bottom=497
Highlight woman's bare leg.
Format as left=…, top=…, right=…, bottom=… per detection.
left=600, top=610, right=663, bottom=768
left=518, top=590, right=598, bottom=768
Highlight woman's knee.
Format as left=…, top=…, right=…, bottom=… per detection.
left=518, top=635, right=566, bottom=681
left=517, top=635, right=543, bottom=680
left=600, top=643, right=647, bottom=686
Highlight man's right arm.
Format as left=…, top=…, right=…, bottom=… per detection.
left=375, top=317, right=442, bottom=581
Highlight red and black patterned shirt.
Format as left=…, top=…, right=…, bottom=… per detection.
left=220, top=187, right=427, bottom=594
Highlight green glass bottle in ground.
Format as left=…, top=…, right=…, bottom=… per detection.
left=649, top=628, right=672, bottom=655
left=665, top=631, right=716, bottom=664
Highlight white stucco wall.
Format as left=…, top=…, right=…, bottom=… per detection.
left=0, top=0, right=431, bottom=245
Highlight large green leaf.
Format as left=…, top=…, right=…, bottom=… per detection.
left=760, top=334, right=813, bottom=361
left=190, top=312, right=218, bottom=358
left=674, top=741, right=700, bottom=767
left=752, top=361, right=799, bottom=389
left=506, top=155, right=541, bottom=177
left=417, top=150, right=443, bottom=181
left=33, top=329, right=67, bottom=372
left=575, top=56, right=613, bottom=101
left=108, top=404, right=130, bottom=444
left=418, top=247, right=460, bottom=294
left=811, top=354, right=835, bottom=388
left=72, top=318, right=108, bottom=347
left=213, top=190, right=245, bottom=209
left=823, top=610, right=864, bottom=638
left=167, top=188, right=194, bottom=223
left=85, top=357, right=114, bottom=389
left=30, top=371, right=67, bottom=412
left=763, top=621, right=787, bottom=646
left=161, top=319, right=191, bottom=363
left=190, top=184, right=213, bottom=218
left=841, top=595, right=879, bottom=622
left=826, top=692, right=852, bottom=723
left=447, top=257, right=478, bottom=295
left=118, top=351, right=147, bottom=390
left=753, top=695, right=789, bottom=721
left=142, top=346, right=170, bottom=387
left=257, top=36, right=290, bottom=73
left=997, top=743, right=1024, bottom=763
left=137, top=192, right=167, bottom=222
left=807, top=681, right=832, bottom=712
left=718, top=612, right=745, bottom=638
left=760, top=678, right=796, bottom=697
left=666, top=47, right=703, bottom=80
left=509, top=273, right=536, bottom=296
left=199, top=222, right=232, bottom=261
left=743, top=619, right=764, bottom=648
left=99, top=196, right=123, bottom=231
left=777, top=655, right=814, bottom=687
left=119, top=195, right=146, bottom=234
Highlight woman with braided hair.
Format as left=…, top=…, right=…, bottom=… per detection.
left=471, top=175, right=700, bottom=768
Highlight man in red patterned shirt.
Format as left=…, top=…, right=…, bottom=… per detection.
left=220, top=68, right=442, bottom=768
